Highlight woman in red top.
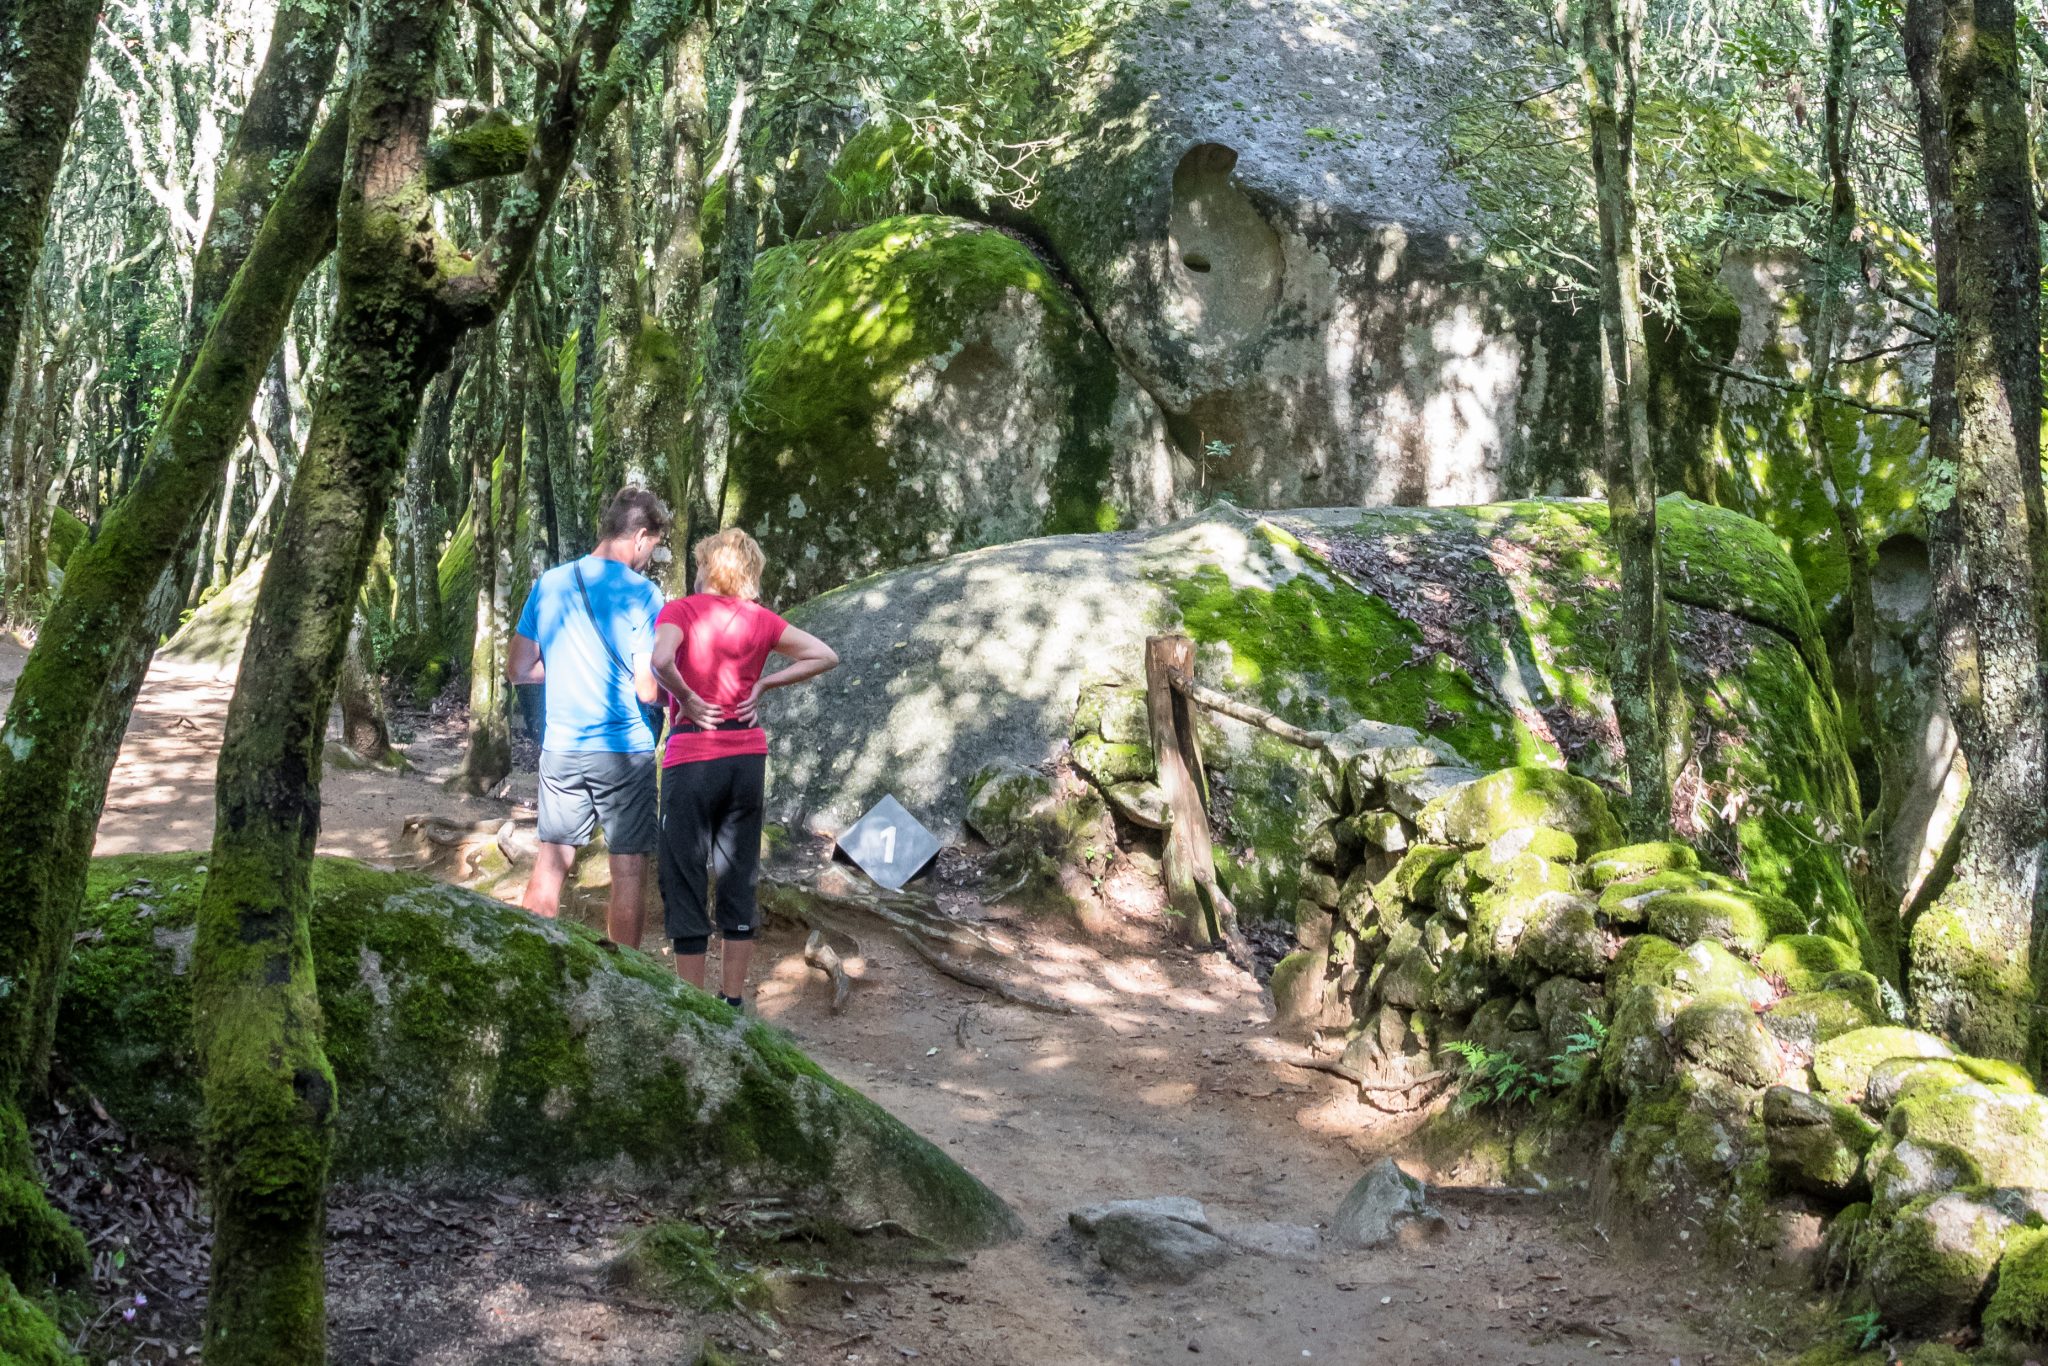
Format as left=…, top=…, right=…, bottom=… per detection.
left=651, top=528, right=837, bottom=1009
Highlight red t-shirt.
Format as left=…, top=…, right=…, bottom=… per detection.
left=657, top=594, right=789, bottom=765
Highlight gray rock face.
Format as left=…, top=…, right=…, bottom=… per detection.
left=1068, top=1196, right=1213, bottom=1236
left=767, top=506, right=1328, bottom=850
left=1091, top=1211, right=1234, bottom=1283
left=1331, top=1158, right=1448, bottom=1249
left=1068, top=1198, right=1230, bottom=1284
left=1216, top=1221, right=1323, bottom=1262
left=1027, top=1, right=1602, bottom=512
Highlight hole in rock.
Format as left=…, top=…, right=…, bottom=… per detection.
left=1166, top=142, right=1283, bottom=343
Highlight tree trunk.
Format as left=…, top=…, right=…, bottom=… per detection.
left=1902, top=0, right=2048, bottom=1065
left=569, top=199, right=600, bottom=548
left=0, top=37, right=529, bottom=1152
left=1805, top=0, right=1888, bottom=840
left=338, top=615, right=392, bottom=762
left=1145, top=635, right=1250, bottom=964
left=1575, top=0, right=1677, bottom=836
left=394, top=350, right=468, bottom=640
left=601, top=18, right=712, bottom=581
left=0, top=107, right=347, bottom=1308
left=207, top=438, right=246, bottom=594
left=694, top=3, right=774, bottom=536
left=455, top=359, right=520, bottom=797
left=0, top=0, right=97, bottom=445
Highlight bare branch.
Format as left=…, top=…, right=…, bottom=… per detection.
left=1695, top=356, right=1929, bottom=426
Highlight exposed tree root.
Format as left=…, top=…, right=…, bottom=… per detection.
left=763, top=868, right=1076, bottom=1015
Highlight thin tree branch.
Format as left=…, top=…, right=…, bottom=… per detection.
left=1696, top=356, right=1928, bottom=426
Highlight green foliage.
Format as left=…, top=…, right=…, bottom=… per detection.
left=1446, top=1012, right=1607, bottom=1111
left=1840, top=1307, right=1884, bottom=1351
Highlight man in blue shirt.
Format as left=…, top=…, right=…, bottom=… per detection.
left=508, top=487, right=674, bottom=947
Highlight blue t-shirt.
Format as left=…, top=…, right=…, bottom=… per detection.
left=515, top=555, right=665, bottom=753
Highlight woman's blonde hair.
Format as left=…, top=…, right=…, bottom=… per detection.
left=694, top=528, right=766, bottom=600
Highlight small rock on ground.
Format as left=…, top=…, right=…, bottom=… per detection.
left=1332, top=1158, right=1450, bottom=1249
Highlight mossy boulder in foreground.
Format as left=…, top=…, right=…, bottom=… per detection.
left=56, top=854, right=1020, bottom=1250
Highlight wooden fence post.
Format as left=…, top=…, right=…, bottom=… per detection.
left=1145, top=634, right=1249, bottom=964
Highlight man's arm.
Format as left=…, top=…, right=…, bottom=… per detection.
left=508, top=632, right=544, bottom=684
left=651, top=621, right=723, bottom=728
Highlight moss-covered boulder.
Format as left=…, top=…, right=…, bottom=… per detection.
left=1812, top=1027, right=1953, bottom=1102
left=1876, top=1085, right=2048, bottom=1195
left=1985, top=1226, right=2048, bottom=1353
left=1670, top=994, right=1784, bottom=1095
left=1762, top=988, right=1885, bottom=1051
left=1585, top=841, right=1699, bottom=888
left=1762, top=1086, right=1879, bottom=1200
left=1867, top=1191, right=2015, bottom=1335
left=1646, top=888, right=1782, bottom=955
left=1418, top=766, right=1622, bottom=852
left=57, top=854, right=1020, bottom=1249
left=728, top=216, right=1181, bottom=602
left=1761, top=934, right=1864, bottom=992
left=1616, top=938, right=1774, bottom=1007
left=1602, top=983, right=1685, bottom=1100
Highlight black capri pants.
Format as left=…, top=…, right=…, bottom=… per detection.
left=659, top=754, right=766, bottom=954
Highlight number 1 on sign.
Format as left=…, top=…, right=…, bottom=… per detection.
left=878, top=826, right=896, bottom=862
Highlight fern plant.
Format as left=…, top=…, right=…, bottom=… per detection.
left=1445, top=1012, right=1608, bottom=1112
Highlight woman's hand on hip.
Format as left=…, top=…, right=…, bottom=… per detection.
left=732, top=679, right=768, bottom=726
left=681, top=690, right=724, bottom=729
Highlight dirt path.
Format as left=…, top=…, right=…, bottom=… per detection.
left=7, top=635, right=1818, bottom=1364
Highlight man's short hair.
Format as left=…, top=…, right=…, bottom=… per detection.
left=598, top=487, right=671, bottom=542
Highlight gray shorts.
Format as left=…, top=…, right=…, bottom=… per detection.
left=537, top=750, right=658, bottom=855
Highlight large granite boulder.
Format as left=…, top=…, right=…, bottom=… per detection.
left=765, top=495, right=1866, bottom=942
left=728, top=216, right=1181, bottom=602
left=56, top=853, right=1020, bottom=1250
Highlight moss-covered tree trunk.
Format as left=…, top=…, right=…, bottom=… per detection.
left=1575, top=0, right=1678, bottom=836
left=1902, top=0, right=2048, bottom=1066
left=194, top=0, right=652, bottom=1340
left=0, top=113, right=348, bottom=1325
left=456, top=360, right=523, bottom=796
left=0, top=0, right=96, bottom=447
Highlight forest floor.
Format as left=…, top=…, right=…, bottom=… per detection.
left=1, top=635, right=1837, bottom=1365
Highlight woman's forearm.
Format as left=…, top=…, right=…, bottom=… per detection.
left=763, top=657, right=835, bottom=691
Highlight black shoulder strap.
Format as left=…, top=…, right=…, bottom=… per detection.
left=572, top=562, right=634, bottom=681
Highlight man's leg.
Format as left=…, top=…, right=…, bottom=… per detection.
left=594, top=750, right=659, bottom=948
left=607, top=853, right=647, bottom=948
left=522, top=841, right=576, bottom=918
left=530, top=751, right=596, bottom=918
